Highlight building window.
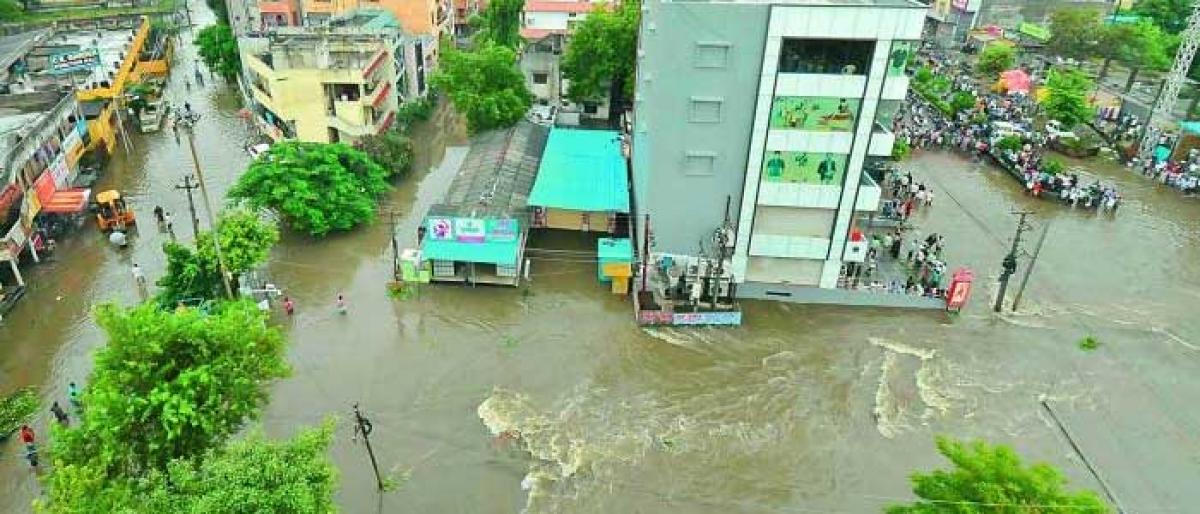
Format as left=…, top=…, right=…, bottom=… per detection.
left=694, top=41, right=730, bottom=69
left=778, top=38, right=873, bottom=75
left=583, top=102, right=599, bottom=114
left=533, top=72, right=549, bottom=84
left=683, top=151, right=717, bottom=176
left=688, top=97, right=722, bottom=123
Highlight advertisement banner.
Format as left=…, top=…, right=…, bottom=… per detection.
left=486, top=218, right=518, bottom=242
left=454, top=218, right=486, bottom=243
left=20, top=190, right=40, bottom=229
left=5, top=222, right=27, bottom=256
left=427, top=217, right=454, bottom=241
left=770, top=97, right=859, bottom=132
left=49, top=48, right=101, bottom=75
left=49, top=153, right=70, bottom=189
left=34, top=171, right=57, bottom=205
left=763, top=151, right=847, bottom=185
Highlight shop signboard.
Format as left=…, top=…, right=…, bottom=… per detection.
left=952, top=0, right=969, bottom=11
left=454, top=218, right=486, bottom=243
left=20, top=192, right=40, bottom=229
left=49, top=153, right=70, bottom=189
left=49, top=48, right=101, bottom=75
left=5, top=222, right=27, bottom=257
left=486, top=218, right=518, bottom=242
left=672, top=311, right=743, bottom=326
left=34, top=171, right=57, bottom=205
left=1017, top=23, right=1051, bottom=42
left=427, top=217, right=454, bottom=241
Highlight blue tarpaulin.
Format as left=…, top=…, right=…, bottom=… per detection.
left=527, top=128, right=629, bottom=213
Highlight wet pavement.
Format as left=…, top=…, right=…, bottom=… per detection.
left=5, top=9, right=1200, bottom=513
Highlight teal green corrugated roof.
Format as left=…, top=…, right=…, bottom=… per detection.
left=527, top=128, right=629, bottom=213
left=422, top=238, right=520, bottom=265
left=597, top=238, right=633, bottom=261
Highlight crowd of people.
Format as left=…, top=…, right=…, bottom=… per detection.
left=1133, top=147, right=1200, bottom=194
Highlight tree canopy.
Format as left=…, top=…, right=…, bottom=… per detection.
left=195, top=24, right=241, bottom=80
left=355, top=129, right=415, bottom=178
left=471, top=0, right=523, bottom=49
left=560, top=0, right=640, bottom=119
left=432, top=43, right=532, bottom=133
left=49, top=301, right=289, bottom=477
left=38, top=422, right=336, bottom=514
left=1043, top=68, right=1095, bottom=129
left=887, top=436, right=1109, bottom=514
left=156, top=210, right=278, bottom=304
left=1047, top=8, right=1103, bottom=60
left=0, top=0, right=23, bottom=22
left=950, top=91, right=976, bottom=115
left=1132, top=0, right=1191, bottom=35
left=229, top=141, right=390, bottom=236
left=976, top=44, right=1016, bottom=76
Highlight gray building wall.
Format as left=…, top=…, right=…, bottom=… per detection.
left=632, top=0, right=767, bottom=258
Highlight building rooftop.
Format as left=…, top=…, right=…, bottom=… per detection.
left=672, top=0, right=925, bottom=7
left=0, top=29, right=51, bottom=83
left=34, top=26, right=141, bottom=90
left=527, top=128, right=629, bottom=213
left=428, top=120, right=550, bottom=221
left=524, top=1, right=597, bottom=13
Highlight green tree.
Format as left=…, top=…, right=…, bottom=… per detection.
left=471, top=0, right=523, bottom=49
left=892, top=138, right=911, bottom=161
left=142, top=422, right=337, bottom=513
left=355, top=129, right=415, bottom=178
left=49, top=301, right=289, bottom=477
left=1132, top=0, right=1191, bottom=34
left=229, top=141, right=390, bottom=236
left=38, top=422, right=337, bottom=514
left=0, top=0, right=23, bottom=21
left=1047, top=8, right=1103, bottom=60
left=887, top=436, right=1109, bottom=514
left=976, top=44, right=1016, bottom=75
left=1103, top=20, right=1176, bottom=90
left=156, top=210, right=278, bottom=304
left=205, top=0, right=229, bottom=24
left=1043, top=68, right=1094, bottom=128
left=560, top=0, right=639, bottom=124
left=432, top=43, right=532, bottom=133
left=195, top=24, right=241, bottom=81
left=950, top=91, right=976, bottom=114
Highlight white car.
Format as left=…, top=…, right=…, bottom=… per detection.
left=1045, top=120, right=1077, bottom=140
left=247, top=143, right=271, bottom=160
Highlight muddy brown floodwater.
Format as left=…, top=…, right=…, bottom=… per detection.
left=5, top=9, right=1200, bottom=512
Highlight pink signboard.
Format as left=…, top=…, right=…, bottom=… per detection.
left=952, top=0, right=968, bottom=10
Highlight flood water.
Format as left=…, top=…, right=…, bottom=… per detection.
left=5, top=7, right=1200, bottom=513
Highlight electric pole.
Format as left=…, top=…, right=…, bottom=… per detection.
left=353, top=403, right=385, bottom=491
left=175, top=174, right=201, bottom=238
left=994, top=210, right=1033, bottom=313
left=1011, top=220, right=1051, bottom=312
left=176, top=109, right=234, bottom=298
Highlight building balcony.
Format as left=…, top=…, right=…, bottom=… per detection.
left=856, top=171, right=881, bottom=212
left=749, top=233, right=831, bottom=261
left=867, top=122, right=896, bottom=158
left=880, top=74, right=909, bottom=101
left=773, top=73, right=866, bottom=99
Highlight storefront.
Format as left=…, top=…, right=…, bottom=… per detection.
left=420, top=216, right=525, bottom=286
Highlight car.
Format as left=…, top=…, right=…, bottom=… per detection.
left=247, top=143, right=271, bottom=160
left=526, top=105, right=557, bottom=126
left=1045, top=120, right=1077, bottom=140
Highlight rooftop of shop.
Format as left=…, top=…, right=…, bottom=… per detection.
left=31, top=26, right=141, bottom=90
left=527, top=128, right=629, bottom=213
left=0, top=29, right=52, bottom=82
left=428, top=120, right=550, bottom=221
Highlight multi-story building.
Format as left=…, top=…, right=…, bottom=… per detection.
left=632, top=0, right=925, bottom=302
left=242, top=10, right=433, bottom=143
left=519, top=0, right=610, bottom=123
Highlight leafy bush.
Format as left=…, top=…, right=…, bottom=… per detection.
left=914, top=66, right=934, bottom=84
left=1, top=387, right=38, bottom=436
left=395, top=97, right=434, bottom=130
left=950, top=91, right=976, bottom=114
left=1043, top=158, right=1065, bottom=175
left=997, top=135, right=1024, bottom=153
left=892, top=138, right=911, bottom=161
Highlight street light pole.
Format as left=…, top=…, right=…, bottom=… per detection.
left=1011, top=220, right=1051, bottom=312
left=176, top=109, right=235, bottom=298
left=993, top=210, right=1033, bottom=313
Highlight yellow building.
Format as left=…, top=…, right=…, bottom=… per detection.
left=243, top=18, right=404, bottom=143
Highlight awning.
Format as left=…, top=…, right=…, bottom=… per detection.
left=422, top=237, right=520, bottom=265
left=40, top=188, right=90, bottom=214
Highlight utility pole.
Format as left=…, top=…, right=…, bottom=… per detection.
left=389, top=211, right=400, bottom=280
left=993, top=210, right=1033, bottom=313
left=1011, top=220, right=1050, bottom=312
left=176, top=109, right=234, bottom=298
left=175, top=174, right=201, bottom=238
left=352, top=403, right=385, bottom=491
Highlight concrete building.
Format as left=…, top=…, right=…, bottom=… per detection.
left=242, top=10, right=434, bottom=143
left=632, top=0, right=926, bottom=302
left=519, top=0, right=610, bottom=124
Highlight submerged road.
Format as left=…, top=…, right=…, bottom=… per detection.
left=3, top=17, right=1200, bottom=514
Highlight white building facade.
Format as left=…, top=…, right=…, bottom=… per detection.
left=632, top=0, right=926, bottom=301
